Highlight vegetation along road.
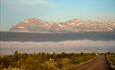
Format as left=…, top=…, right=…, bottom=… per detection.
left=1, top=52, right=114, bottom=70
left=76, top=55, right=111, bottom=70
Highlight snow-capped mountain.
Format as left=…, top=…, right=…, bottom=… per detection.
left=10, top=18, right=115, bottom=32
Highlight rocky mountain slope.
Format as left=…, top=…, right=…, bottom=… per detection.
left=10, top=18, right=115, bottom=32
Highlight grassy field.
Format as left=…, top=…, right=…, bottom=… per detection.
left=106, top=53, right=115, bottom=70
left=0, top=51, right=96, bottom=70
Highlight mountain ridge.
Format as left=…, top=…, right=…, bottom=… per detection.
left=10, top=18, right=115, bottom=33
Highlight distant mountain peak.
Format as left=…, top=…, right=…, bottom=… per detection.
left=10, top=18, right=115, bottom=33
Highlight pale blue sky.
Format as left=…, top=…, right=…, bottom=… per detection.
left=0, top=0, right=115, bottom=31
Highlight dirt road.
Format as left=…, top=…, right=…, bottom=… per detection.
left=76, top=55, right=111, bottom=70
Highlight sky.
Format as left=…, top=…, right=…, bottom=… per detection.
left=0, top=0, right=115, bottom=31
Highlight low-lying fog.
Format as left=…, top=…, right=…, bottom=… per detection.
left=0, top=40, right=115, bottom=55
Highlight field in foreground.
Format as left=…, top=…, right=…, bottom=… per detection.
left=0, top=51, right=95, bottom=70
left=0, top=52, right=114, bottom=70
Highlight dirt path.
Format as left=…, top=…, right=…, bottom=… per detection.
left=76, top=55, right=111, bottom=70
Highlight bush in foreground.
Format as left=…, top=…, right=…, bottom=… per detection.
left=0, top=51, right=95, bottom=70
